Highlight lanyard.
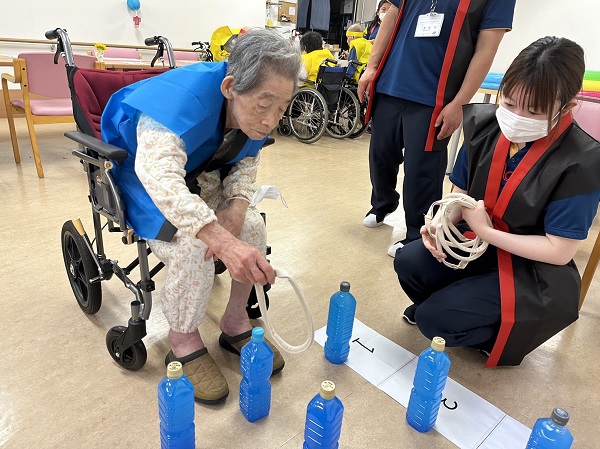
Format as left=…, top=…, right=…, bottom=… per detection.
left=430, top=0, right=438, bottom=13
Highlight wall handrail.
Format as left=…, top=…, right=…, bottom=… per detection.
left=0, top=37, right=196, bottom=53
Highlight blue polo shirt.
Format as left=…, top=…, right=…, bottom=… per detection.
left=450, top=144, right=600, bottom=240
left=377, top=0, right=515, bottom=107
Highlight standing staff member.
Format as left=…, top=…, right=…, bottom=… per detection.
left=358, top=0, right=515, bottom=255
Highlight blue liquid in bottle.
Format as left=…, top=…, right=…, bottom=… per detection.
left=158, top=361, right=195, bottom=449
left=303, top=380, right=345, bottom=449
left=324, top=281, right=357, bottom=364
left=406, top=336, right=451, bottom=433
left=239, top=327, right=273, bottom=423
left=526, top=408, right=574, bottom=448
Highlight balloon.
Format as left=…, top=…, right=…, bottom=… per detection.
left=127, top=0, right=141, bottom=11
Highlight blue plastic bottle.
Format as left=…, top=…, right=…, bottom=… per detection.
left=304, top=380, right=345, bottom=449
left=158, top=361, right=195, bottom=449
left=406, top=336, right=452, bottom=433
left=526, top=408, right=574, bottom=448
left=239, top=327, right=273, bottom=422
left=324, top=281, right=357, bottom=364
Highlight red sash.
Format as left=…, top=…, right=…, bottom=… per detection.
left=483, top=114, right=573, bottom=367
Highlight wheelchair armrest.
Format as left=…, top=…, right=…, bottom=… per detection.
left=64, top=131, right=129, bottom=165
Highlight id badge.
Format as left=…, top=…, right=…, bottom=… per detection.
left=414, top=12, right=445, bottom=37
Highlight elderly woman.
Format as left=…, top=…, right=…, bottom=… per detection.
left=101, top=29, right=302, bottom=404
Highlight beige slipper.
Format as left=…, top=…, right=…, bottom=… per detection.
left=165, top=348, right=229, bottom=404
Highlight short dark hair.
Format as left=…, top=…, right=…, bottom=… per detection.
left=300, top=31, right=323, bottom=54
left=500, top=36, right=585, bottom=130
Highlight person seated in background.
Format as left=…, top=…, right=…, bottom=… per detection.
left=300, top=31, right=334, bottom=85
left=101, top=29, right=303, bottom=404
left=345, top=23, right=372, bottom=84
left=393, top=36, right=600, bottom=368
left=365, top=0, right=391, bottom=42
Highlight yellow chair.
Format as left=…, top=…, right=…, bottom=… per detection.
left=1, top=52, right=95, bottom=177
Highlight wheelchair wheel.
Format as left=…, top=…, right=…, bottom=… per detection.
left=61, top=221, right=102, bottom=315
left=288, top=87, right=328, bottom=144
left=326, top=87, right=360, bottom=139
left=106, top=326, right=147, bottom=371
left=349, top=99, right=370, bottom=139
left=246, top=284, right=271, bottom=319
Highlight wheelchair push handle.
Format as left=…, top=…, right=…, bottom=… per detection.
left=144, top=35, right=176, bottom=69
left=144, top=36, right=159, bottom=46
left=45, top=27, right=75, bottom=67
left=45, top=29, right=59, bottom=40
left=348, top=60, right=365, bottom=67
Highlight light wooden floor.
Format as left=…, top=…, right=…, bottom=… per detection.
left=0, top=120, right=598, bottom=448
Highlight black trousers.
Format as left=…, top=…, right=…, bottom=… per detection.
left=394, top=240, right=501, bottom=350
left=368, top=94, right=450, bottom=241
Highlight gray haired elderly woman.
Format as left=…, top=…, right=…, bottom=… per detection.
left=101, top=28, right=302, bottom=404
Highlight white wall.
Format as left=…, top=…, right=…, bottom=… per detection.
left=491, top=0, right=599, bottom=72
left=1, top=0, right=598, bottom=72
left=1, top=0, right=265, bottom=55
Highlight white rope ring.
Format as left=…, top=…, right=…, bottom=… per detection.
left=424, top=193, right=491, bottom=270
left=254, top=268, right=314, bottom=354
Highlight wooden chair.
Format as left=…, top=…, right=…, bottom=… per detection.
left=573, top=96, right=600, bottom=309
left=1, top=52, right=96, bottom=177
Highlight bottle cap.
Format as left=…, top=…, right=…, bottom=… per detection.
left=319, top=380, right=336, bottom=400
left=431, top=336, right=446, bottom=352
left=551, top=408, right=570, bottom=426
left=167, top=361, right=183, bottom=379
left=340, top=281, right=351, bottom=292
left=252, top=327, right=265, bottom=342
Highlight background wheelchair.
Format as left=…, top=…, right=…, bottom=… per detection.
left=48, top=28, right=270, bottom=371
left=278, top=59, right=361, bottom=144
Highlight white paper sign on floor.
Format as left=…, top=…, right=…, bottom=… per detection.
left=314, top=319, right=530, bottom=449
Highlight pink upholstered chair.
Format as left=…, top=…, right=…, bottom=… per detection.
left=1, top=52, right=96, bottom=177
left=163, top=50, right=199, bottom=65
left=102, top=47, right=141, bottom=60
left=573, top=96, right=600, bottom=309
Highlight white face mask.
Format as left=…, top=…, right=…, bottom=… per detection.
left=379, top=12, right=387, bottom=21
left=495, top=104, right=552, bottom=143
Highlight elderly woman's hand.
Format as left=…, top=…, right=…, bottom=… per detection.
left=217, top=239, right=275, bottom=285
left=197, top=220, right=275, bottom=285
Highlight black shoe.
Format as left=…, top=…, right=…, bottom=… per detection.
left=402, top=304, right=417, bottom=325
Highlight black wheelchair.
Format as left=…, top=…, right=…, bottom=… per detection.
left=47, top=28, right=270, bottom=372
left=278, top=59, right=362, bottom=143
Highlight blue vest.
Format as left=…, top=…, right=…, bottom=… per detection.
left=101, top=62, right=266, bottom=241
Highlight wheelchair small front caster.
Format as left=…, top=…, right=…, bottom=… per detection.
left=246, top=284, right=271, bottom=319
left=277, top=122, right=291, bottom=136
left=106, top=326, right=147, bottom=371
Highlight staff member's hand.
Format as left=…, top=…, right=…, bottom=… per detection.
left=420, top=225, right=446, bottom=262
left=461, top=200, right=491, bottom=238
left=358, top=66, right=376, bottom=102
left=435, top=100, right=463, bottom=140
